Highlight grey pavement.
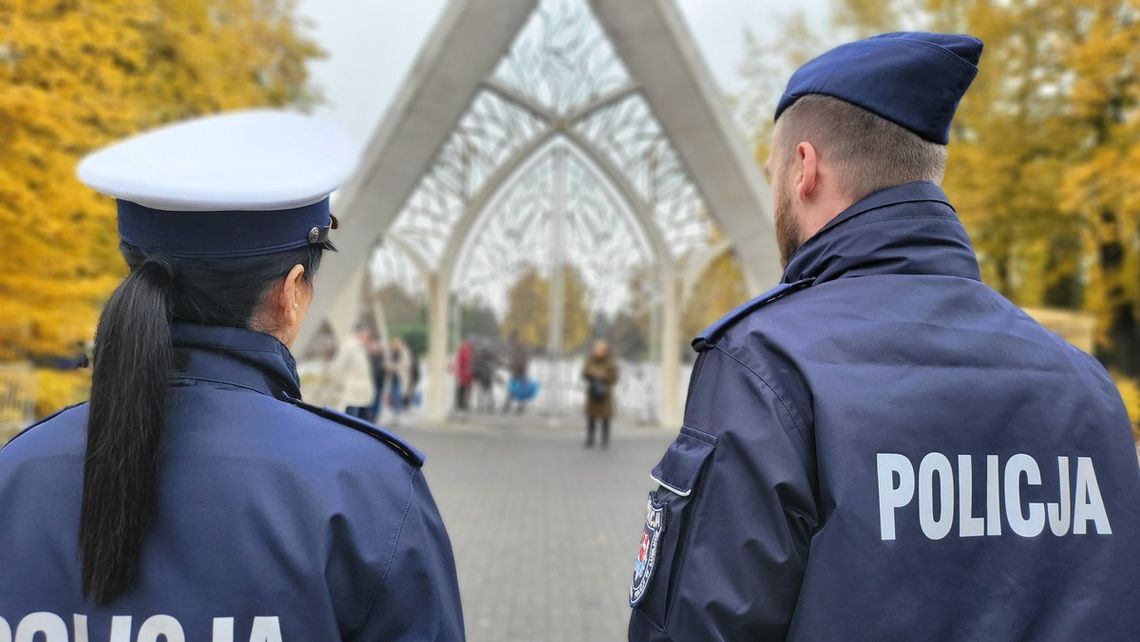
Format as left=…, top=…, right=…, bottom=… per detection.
left=400, top=415, right=675, bottom=642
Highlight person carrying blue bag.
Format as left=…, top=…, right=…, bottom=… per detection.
left=502, top=331, right=536, bottom=414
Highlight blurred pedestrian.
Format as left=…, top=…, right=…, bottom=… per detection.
left=386, top=336, right=411, bottom=420
left=582, top=338, right=618, bottom=449
left=454, top=338, right=474, bottom=412
left=406, top=341, right=421, bottom=409
left=365, top=331, right=387, bottom=422
left=472, top=340, right=500, bottom=413
left=332, top=322, right=376, bottom=420
left=502, top=331, right=530, bottom=414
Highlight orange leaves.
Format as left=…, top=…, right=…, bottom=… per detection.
left=0, top=0, right=322, bottom=363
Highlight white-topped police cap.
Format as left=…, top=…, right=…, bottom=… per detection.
left=77, top=109, right=360, bottom=258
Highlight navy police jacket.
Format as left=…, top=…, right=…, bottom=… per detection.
left=0, top=324, right=464, bottom=641
left=628, top=182, right=1140, bottom=640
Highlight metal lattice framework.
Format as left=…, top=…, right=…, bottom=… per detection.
left=452, top=142, right=655, bottom=316
left=381, top=0, right=721, bottom=313
left=301, top=0, right=780, bottom=426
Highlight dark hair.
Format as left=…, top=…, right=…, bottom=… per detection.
left=81, top=242, right=325, bottom=605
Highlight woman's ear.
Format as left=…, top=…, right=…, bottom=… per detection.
left=281, top=264, right=307, bottom=327
left=249, top=264, right=309, bottom=347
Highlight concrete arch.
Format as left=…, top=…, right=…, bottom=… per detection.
left=383, top=231, right=434, bottom=282
left=301, top=0, right=780, bottom=428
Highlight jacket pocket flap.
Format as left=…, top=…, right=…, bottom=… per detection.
left=649, top=428, right=716, bottom=496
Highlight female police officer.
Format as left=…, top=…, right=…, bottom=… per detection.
left=0, top=111, right=465, bottom=641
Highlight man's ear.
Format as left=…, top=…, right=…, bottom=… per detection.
left=795, top=141, right=819, bottom=201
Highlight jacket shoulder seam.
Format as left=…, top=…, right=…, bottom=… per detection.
left=710, top=345, right=809, bottom=448
left=281, top=397, right=424, bottom=468
left=1, top=402, right=88, bottom=451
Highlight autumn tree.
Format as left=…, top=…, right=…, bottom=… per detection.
left=607, top=311, right=650, bottom=360
left=501, top=264, right=590, bottom=353
left=682, top=250, right=749, bottom=342
left=0, top=0, right=322, bottom=363
left=846, top=0, right=1140, bottom=378
left=1051, top=1, right=1140, bottom=377
left=743, top=0, right=1140, bottom=382
left=610, top=264, right=657, bottom=360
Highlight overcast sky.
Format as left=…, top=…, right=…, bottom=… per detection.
left=292, top=1, right=834, bottom=311
left=295, top=0, right=831, bottom=144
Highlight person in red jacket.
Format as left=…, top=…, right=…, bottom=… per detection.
left=454, top=338, right=474, bottom=412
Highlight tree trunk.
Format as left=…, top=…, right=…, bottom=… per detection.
left=1095, top=209, right=1140, bottom=378
left=1042, top=235, right=1083, bottom=309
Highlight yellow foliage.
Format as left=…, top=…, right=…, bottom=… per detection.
left=34, top=367, right=90, bottom=419
left=683, top=251, right=749, bottom=341
left=1114, top=376, right=1140, bottom=442
left=501, top=265, right=591, bottom=353
left=758, top=0, right=1140, bottom=377
left=0, top=0, right=322, bottom=361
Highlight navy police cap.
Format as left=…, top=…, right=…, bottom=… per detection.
left=77, top=110, right=360, bottom=258
left=775, top=32, right=983, bottom=145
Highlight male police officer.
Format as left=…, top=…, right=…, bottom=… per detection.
left=627, top=32, right=1140, bottom=641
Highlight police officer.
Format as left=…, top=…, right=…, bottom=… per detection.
left=0, top=111, right=465, bottom=640
left=627, top=32, right=1140, bottom=640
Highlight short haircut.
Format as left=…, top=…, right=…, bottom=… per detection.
left=773, top=94, right=947, bottom=202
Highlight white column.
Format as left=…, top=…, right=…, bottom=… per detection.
left=547, top=146, right=568, bottom=415
left=660, top=271, right=682, bottom=428
left=426, top=271, right=449, bottom=423
left=323, top=261, right=367, bottom=344
left=362, top=257, right=390, bottom=346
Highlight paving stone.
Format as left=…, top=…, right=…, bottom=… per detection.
left=402, top=417, right=674, bottom=642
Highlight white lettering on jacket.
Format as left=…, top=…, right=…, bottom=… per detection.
left=877, top=453, right=1111, bottom=541
left=0, top=615, right=281, bottom=642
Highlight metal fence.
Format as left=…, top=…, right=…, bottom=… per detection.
left=0, top=363, right=35, bottom=444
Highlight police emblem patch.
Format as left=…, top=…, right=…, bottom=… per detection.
left=629, top=493, right=667, bottom=607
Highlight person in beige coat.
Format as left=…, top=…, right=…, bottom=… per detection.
left=582, top=338, right=618, bottom=449
left=330, top=324, right=376, bottom=419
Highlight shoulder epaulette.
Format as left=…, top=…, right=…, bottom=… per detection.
left=692, top=278, right=814, bottom=351
left=282, top=396, right=425, bottom=468
left=1, top=402, right=88, bottom=452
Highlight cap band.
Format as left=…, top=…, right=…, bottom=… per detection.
left=117, top=198, right=333, bottom=258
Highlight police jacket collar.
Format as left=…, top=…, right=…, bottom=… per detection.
left=781, top=181, right=981, bottom=286
left=171, top=323, right=301, bottom=400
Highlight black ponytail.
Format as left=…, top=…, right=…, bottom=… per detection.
left=81, top=259, right=174, bottom=604
left=80, top=243, right=325, bottom=605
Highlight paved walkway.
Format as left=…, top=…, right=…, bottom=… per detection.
left=400, top=416, right=674, bottom=642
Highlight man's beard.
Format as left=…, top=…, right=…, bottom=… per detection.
left=774, top=182, right=802, bottom=269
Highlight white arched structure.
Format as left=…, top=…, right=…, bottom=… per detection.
left=301, top=0, right=780, bottom=426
